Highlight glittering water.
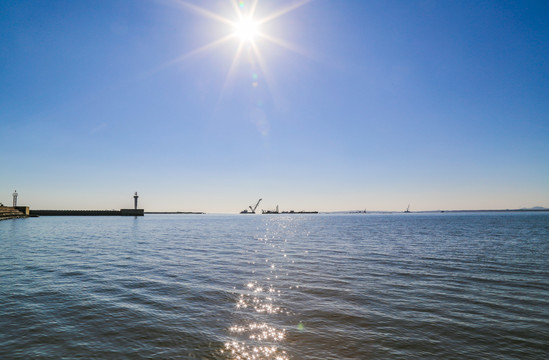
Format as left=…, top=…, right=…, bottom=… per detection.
left=1, top=213, right=548, bottom=359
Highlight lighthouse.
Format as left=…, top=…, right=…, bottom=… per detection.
left=134, top=192, right=139, bottom=210
left=12, top=190, right=18, bottom=207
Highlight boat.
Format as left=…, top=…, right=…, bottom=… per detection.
left=240, top=198, right=262, bottom=214
left=262, top=205, right=279, bottom=214
left=404, top=204, right=411, bottom=213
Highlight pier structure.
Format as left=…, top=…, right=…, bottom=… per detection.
left=28, top=192, right=144, bottom=216
left=0, top=205, right=27, bottom=220
left=29, top=209, right=143, bottom=216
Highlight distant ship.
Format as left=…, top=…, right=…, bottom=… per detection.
left=262, top=205, right=279, bottom=214
left=404, top=204, right=411, bottom=213
left=262, top=205, right=318, bottom=214
left=241, top=198, right=262, bottom=214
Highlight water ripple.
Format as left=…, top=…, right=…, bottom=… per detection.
left=1, top=213, right=548, bottom=359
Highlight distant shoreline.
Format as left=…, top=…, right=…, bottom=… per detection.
left=342, top=208, right=549, bottom=214
left=425, top=208, right=549, bottom=213
left=149, top=209, right=549, bottom=215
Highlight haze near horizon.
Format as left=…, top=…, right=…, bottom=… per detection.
left=1, top=0, right=548, bottom=213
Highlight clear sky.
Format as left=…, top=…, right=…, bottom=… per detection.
left=1, top=0, right=548, bottom=213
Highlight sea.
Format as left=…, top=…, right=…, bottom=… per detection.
left=0, top=213, right=548, bottom=359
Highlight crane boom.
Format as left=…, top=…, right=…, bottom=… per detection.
left=240, top=198, right=263, bottom=214
left=251, top=198, right=262, bottom=212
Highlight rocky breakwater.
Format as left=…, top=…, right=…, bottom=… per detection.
left=0, top=206, right=28, bottom=221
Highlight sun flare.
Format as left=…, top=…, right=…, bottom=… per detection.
left=171, top=0, right=312, bottom=60
left=168, top=0, right=314, bottom=110
left=234, top=17, right=259, bottom=43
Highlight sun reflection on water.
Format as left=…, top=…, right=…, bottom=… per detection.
left=221, top=218, right=298, bottom=360
left=221, top=341, right=289, bottom=360
left=236, top=292, right=284, bottom=314
left=225, top=281, right=289, bottom=359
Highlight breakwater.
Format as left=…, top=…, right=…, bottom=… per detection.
left=0, top=206, right=27, bottom=221
left=30, top=209, right=144, bottom=216
left=145, top=211, right=205, bottom=214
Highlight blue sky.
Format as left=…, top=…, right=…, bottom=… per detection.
left=1, top=0, right=548, bottom=212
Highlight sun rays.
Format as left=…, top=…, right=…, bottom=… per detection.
left=166, top=0, right=314, bottom=96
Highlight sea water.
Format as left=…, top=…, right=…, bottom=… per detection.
left=0, top=213, right=548, bottom=359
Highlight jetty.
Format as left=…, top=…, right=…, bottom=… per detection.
left=145, top=211, right=204, bottom=214
left=1, top=191, right=144, bottom=218
left=29, top=209, right=144, bottom=216
left=0, top=206, right=28, bottom=221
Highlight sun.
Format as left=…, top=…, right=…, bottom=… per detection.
left=168, top=0, right=314, bottom=100
left=170, top=0, right=312, bottom=57
left=234, top=17, right=259, bottom=43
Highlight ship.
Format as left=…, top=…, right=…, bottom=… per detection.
left=262, top=205, right=318, bottom=214
left=262, top=205, right=279, bottom=214
left=240, top=198, right=262, bottom=214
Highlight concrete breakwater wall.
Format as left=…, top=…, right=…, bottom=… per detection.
left=0, top=206, right=27, bottom=220
left=30, top=209, right=144, bottom=216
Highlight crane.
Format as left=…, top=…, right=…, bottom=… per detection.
left=240, top=198, right=262, bottom=214
left=250, top=198, right=262, bottom=213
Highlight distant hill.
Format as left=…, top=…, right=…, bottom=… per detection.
left=521, top=206, right=548, bottom=210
